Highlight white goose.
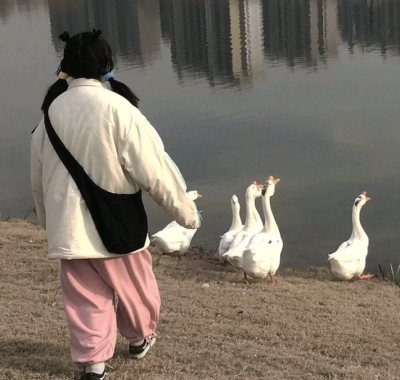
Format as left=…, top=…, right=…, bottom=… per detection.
left=242, top=176, right=282, bottom=284
left=223, top=182, right=263, bottom=269
left=152, top=191, right=203, bottom=255
left=218, top=195, right=243, bottom=261
left=328, top=191, right=373, bottom=280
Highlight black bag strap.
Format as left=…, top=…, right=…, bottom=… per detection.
left=44, top=112, right=92, bottom=189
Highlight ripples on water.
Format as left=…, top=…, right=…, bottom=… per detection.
left=1, top=0, right=400, bottom=268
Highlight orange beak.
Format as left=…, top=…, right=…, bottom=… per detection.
left=362, top=191, right=371, bottom=201
left=268, top=175, right=281, bottom=185
left=197, top=193, right=203, bottom=198
left=253, top=181, right=264, bottom=189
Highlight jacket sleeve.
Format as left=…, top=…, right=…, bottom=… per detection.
left=117, top=107, right=200, bottom=229
left=31, top=119, right=46, bottom=229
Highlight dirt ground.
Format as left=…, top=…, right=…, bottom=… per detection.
left=1, top=219, right=400, bottom=380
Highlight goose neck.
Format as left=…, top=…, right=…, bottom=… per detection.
left=230, top=204, right=242, bottom=230
left=244, top=196, right=258, bottom=229
left=351, top=206, right=367, bottom=241
left=262, top=194, right=279, bottom=234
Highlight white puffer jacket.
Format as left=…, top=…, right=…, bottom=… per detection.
left=31, top=78, right=200, bottom=260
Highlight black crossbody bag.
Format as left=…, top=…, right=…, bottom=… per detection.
left=43, top=112, right=148, bottom=255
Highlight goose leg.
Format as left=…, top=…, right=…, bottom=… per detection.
left=358, top=274, right=374, bottom=280
left=270, top=274, right=276, bottom=284
left=243, top=271, right=249, bottom=285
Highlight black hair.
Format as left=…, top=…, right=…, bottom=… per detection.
left=41, top=29, right=139, bottom=114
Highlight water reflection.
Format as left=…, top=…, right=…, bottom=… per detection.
left=159, top=0, right=263, bottom=87
left=0, top=0, right=41, bottom=23
left=0, top=0, right=14, bottom=22
left=338, top=0, right=400, bottom=56
left=263, top=0, right=339, bottom=68
left=42, top=0, right=400, bottom=86
left=48, top=0, right=162, bottom=68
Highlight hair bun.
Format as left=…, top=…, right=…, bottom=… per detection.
left=92, top=29, right=103, bottom=38
left=59, top=31, right=70, bottom=42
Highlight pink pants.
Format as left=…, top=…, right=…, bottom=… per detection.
left=60, top=249, right=160, bottom=365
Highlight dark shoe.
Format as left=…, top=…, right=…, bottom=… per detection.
left=129, top=334, right=156, bottom=359
left=79, top=370, right=106, bottom=380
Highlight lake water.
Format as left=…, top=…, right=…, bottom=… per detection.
left=1, top=0, right=400, bottom=269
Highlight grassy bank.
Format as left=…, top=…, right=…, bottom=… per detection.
left=1, top=219, right=400, bottom=380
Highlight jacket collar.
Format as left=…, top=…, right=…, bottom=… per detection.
left=67, top=78, right=104, bottom=90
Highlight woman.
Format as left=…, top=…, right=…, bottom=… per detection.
left=31, top=30, right=200, bottom=380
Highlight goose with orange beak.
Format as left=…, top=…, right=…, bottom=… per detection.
left=223, top=181, right=263, bottom=269
left=152, top=191, right=203, bottom=255
left=328, top=191, right=374, bottom=281
left=242, top=176, right=282, bottom=285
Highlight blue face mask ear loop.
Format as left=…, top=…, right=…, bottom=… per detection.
left=102, top=72, right=114, bottom=81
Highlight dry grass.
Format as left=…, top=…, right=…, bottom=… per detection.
left=1, top=220, right=400, bottom=380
